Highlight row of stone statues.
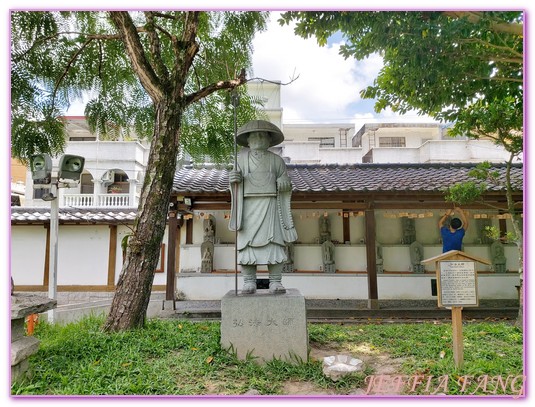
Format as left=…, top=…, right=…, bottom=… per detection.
left=201, top=212, right=508, bottom=274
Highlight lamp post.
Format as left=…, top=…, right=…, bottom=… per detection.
left=29, top=153, right=85, bottom=323
left=231, top=89, right=240, bottom=295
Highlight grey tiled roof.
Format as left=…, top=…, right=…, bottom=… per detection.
left=172, top=163, right=523, bottom=194
left=11, top=208, right=138, bottom=224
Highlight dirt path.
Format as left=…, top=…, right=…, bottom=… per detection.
left=282, top=341, right=407, bottom=396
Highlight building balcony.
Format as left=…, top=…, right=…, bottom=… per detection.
left=62, top=193, right=132, bottom=208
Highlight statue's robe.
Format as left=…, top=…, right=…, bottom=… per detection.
left=230, top=149, right=297, bottom=265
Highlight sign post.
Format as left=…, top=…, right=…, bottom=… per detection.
left=422, top=250, right=490, bottom=368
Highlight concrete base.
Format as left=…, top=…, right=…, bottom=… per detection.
left=220, top=289, right=308, bottom=364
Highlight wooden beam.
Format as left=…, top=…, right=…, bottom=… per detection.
left=107, top=225, right=118, bottom=287
left=166, top=210, right=178, bottom=300
left=185, top=217, right=193, bottom=244
left=365, top=208, right=378, bottom=309
left=343, top=212, right=350, bottom=243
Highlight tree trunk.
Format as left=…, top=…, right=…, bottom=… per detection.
left=504, top=155, right=523, bottom=329
left=103, top=101, right=183, bottom=331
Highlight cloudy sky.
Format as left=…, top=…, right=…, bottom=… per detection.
left=251, top=12, right=441, bottom=127
left=5, top=1, right=527, bottom=130
left=63, top=10, right=438, bottom=127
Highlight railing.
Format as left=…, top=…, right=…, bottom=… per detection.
left=63, top=194, right=131, bottom=208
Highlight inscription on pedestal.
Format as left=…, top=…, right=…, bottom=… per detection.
left=221, top=289, right=308, bottom=363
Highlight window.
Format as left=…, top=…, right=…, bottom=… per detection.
left=308, top=137, right=335, bottom=148
left=69, top=136, right=97, bottom=141
left=379, top=137, right=406, bottom=147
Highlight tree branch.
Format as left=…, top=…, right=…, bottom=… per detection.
left=52, top=37, right=94, bottom=102
left=184, top=69, right=246, bottom=106
left=184, top=73, right=301, bottom=107
left=143, top=12, right=170, bottom=83
left=460, top=37, right=523, bottom=60
left=109, top=11, right=164, bottom=102
left=177, top=11, right=200, bottom=81
left=442, top=11, right=523, bottom=36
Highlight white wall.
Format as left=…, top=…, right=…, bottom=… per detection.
left=11, top=226, right=47, bottom=285
left=11, top=206, right=520, bottom=298
left=176, top=273, right=520, bottom=300
left=11, top=223, right=169, bottom=287
left=57, top=226, right=109, bottom=285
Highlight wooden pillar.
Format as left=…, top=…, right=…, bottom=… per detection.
left=451, top=306, right=464, bottom=368
left=499, top=210, right=507, bottom=238
left=342, top=211, right=350, bottom=243
left=166, top=209, right=178, bottom=301
left=107, top=225, right=118, bottom=287
left=365, top=208, right=378, bottom=309
left=185, top=218, right=193, bottom=244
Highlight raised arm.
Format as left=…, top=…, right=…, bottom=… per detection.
left=438, top=209, right=453, bottom=228
left=455, top=207, right=469, bottom=231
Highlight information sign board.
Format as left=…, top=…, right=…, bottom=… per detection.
left=438, top=261, right=479, bottom=307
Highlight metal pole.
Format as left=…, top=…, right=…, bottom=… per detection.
left=231, top=89, right=240, bottom=295
left=47, top=182, right=59, bottom=322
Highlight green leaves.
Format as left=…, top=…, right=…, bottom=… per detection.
left=445, top=181, right=487, bottom=206
left=11, top=11, right=268, bottom=162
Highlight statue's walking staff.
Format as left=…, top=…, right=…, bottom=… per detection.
left=231, top=90, right=240, bottom=295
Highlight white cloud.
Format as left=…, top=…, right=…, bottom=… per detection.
left=251, top=13, right=439, bottom=126
left=252, top=13, right=383, bottom=123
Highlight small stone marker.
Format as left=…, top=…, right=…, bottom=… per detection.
left=220, top=288, right=308, bottom=363
left=323, top=355, right=364, bottom=381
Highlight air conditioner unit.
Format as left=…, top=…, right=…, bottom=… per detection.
left=101, top=170, right=115, bottom=186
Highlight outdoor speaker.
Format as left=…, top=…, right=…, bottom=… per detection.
left=58, top=154, right=85, bottom=182
left=30, top=153, right=53, bottom=185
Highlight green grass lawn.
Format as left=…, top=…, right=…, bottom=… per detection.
left=11, top=315, right=523, bottom=396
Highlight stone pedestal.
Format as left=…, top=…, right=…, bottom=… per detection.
left=11, top=293, right=57, bottom=383
left=221, top=289, right=308, bottom=364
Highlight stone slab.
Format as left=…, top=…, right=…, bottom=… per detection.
left=11, top=318, right=26, bottom=342
left=11, top=293, right=57, bottom=320
left=11, top=336, right=40, bottom=366
left=11, top=359, right=30, bottom=383
left=220, top=289, right=308, bottom=363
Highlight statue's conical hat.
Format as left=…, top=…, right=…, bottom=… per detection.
left=236, top=120, right=284, bottom=147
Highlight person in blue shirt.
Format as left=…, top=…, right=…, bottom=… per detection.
left=438, top=207, right=469, bottom=252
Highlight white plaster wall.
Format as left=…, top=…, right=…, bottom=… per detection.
left=176, top=273, right=519, bottom=300
left=293, top=245, right=367, bottom=271
left=349, top=215, right=366, bottom=244
left=372, top=148, right=420, bottom=163
left=318, top=148, right=362, bottom=164
left=180, top=244, right=236, bottom=272
left=12, top=223, right=172, bottom=287
left=282, top=142, right=321, bottom=163
left=11, top=226, right=47, bottom=285
left=176, top=273, right=369, bottom=300
left=57, top=226, right=109, bottom=285
left=378, top=275, right=436, bottom=299
left=377, top=274, right=520, bottom=300
left=152, top=228, right=169, bottom=286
